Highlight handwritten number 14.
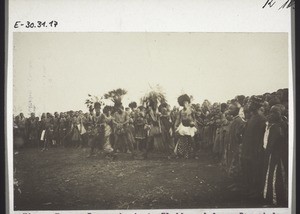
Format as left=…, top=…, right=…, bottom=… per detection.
left=262, top=0, right=276, bottom=8
left=262, top=0, right=295, bottom=9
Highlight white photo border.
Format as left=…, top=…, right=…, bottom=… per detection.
left=7, top=0, right=294, bottom=213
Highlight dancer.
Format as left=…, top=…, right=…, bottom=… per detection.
left=174, top=94, right=197, bottom=159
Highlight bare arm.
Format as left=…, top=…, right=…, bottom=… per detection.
left=174, top=111, right=181, bottom=129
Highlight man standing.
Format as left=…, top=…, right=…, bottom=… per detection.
left=262, top=104, right=288, bottom=206
left=87, top=102, right=103, bottom=157
left=241, top=96, right=267, bottom=198
left=53, top=112, right=60, bottom=146
left=227, top=104, right=246, bottom=190
left=16, top=113, right=27, bottom=146
left=58, top=113, right=68, bottom=146
left=26, top=113, right=39, bottom=147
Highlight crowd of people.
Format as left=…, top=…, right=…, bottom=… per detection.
left=13, top=88, right=289, bottom=206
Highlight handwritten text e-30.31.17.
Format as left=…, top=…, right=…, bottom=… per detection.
left=14, top=21, right=58, bottom=29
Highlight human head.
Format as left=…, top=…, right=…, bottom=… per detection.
left=183, top=101, right=190, bottom=109
left=220, top=103, right=228, bottom=113
left=235, top=95, right=246, bottom=107
left=268, top=104, right=284, bottom=123
left=158, top=102, right=168, bottom=113
left=118, top=105, right=124, bottom=113
left=138, top=106, right=145, bottom=113
left=103, top=105, right=112, bottom=116
left=94, top=102, right=101, bottom=114
left=276, top=89, right=284, bottom=101
left=248, top=96, right=263, bottom=114
left=128, top=102, right=137, bottom=110
left=224, top=110, right=233, bottom=121
left=228, top=104, right=239, bottom=117
left=263, top=93, right=271, bottom=102
left=161, top=107, right=168, bottom=115
left=262, top=101, right=270, bottom=115
left=177, top=94, right=191, bottom=108
left=258, top=106, right=265, bottom=116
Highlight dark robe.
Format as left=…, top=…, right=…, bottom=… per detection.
left=241, top=113, right=266, bottom=194
left=227, top=115, right=245, bottom=178
left=263, top=121, right=288, bottom=206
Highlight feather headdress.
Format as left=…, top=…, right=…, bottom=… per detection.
left=141, top=84, right=167, bottom=111
left=104, top=88, right=127, bottom=106
left=85, top=94, right=105, bottom=110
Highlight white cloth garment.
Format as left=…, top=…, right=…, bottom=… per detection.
left=176, top=123, right=197, bottom=137
left=238, top=107, right=245, bottom=120
left=263, top=122, right=272, bottom=149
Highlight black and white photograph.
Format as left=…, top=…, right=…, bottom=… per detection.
left=11, top=32, right=290, bottom=211
left=6, top=1, right=295, bottom=213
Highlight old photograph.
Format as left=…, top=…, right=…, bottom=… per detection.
left=12, top=32, right=289, bottom=210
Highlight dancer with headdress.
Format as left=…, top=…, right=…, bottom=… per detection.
left=146, top=101, right=165, bottom=153
left=128, top=102, right=138, bottom=121
left=98, top=105, right=117, bottom=159
left=174, top=94, right=197, bottom=159
left=113, top=102, right=135, bottom=155
left=87, top=101, right=104, bottom=157
left=158, top=102, right=174, bottom=153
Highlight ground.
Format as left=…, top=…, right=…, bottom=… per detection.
left=14, top=147, right=265, bottom=210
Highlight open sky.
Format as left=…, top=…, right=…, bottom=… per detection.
left=13, top=33, right=288, bottom=116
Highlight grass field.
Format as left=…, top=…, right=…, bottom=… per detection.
left=14, top=147, right=264, bottom=210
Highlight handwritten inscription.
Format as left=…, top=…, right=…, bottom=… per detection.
left=262, top=0, right=295, bottom=9
left=14, top=21, right=58, bottom=29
